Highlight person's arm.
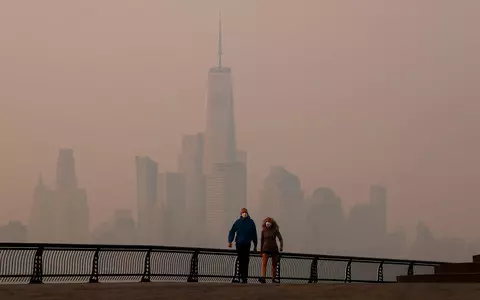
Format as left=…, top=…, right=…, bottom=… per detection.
left=251, top=221, right=258, bottom=250
left=277, top=230, right=284, bottom=251
left=228, top=220, right=238, bottom=244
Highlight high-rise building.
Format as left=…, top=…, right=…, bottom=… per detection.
left=56, top=149, right=78, bottom=191
left=178, top=133, right=206, bottom=246
left=54, top=149, right=89, bottom=243
left=306, top=187, right=346, bottom=254
left=91, top=209, right=136, bottom=245
left=28, top=174, right=56, bottom=242
left=259, top=166, right=304, bottom=251
left=203, top=15, right=237, bottom=175
left=369, top=185, right=387, bottom=235
left=206, top=162, right=247, bottom=247
left=157, top=172, right=186, bottom=246
left=203, top=15, right=247, bottom=248
left=236, top=150, right=247, bottom=165
left=0, top=221, right=27, bottom=242
left=112, top=209, right=136, bottom=244
left=135, top=155, right=158, bottom=244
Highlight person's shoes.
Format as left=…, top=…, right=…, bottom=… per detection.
left=258, top=277, right=266, bottom=284
left=241, top=280, right=248, bottom=284
left=272, top=278, right=279, bottom=284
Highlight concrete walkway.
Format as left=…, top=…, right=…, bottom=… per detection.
left=1, top=282, right=480, bottom=300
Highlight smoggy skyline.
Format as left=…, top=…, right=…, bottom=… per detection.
left=1, top=0, right=479, bottom=241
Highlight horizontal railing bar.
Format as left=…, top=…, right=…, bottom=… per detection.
left=0, top=242, right=444, bottom=266
left=0, top=276, right=400, bottom=284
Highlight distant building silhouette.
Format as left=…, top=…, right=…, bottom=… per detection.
left=259, top=166, right=304, bottom=252
left=203, top=16, right=247, bottom=247
left=135, top=155, right=158, bottom=244
left=236, top=150, right=247, bottom=164
left=54, top=149, right=89, bottom=243
left=28, top=174, right=55, bottom=242
left=369, top=185, right=387, bottom=237
left=157, top=172, right=186, bottom=246
left=92, top=209, right=136, bottom=244
left=206, top=162, right=247, bottom=247
left=407, top=221, right=469, bottom=262
left=344, top=185, right=389, bottom=257
left=203, top=15, right=237, bottom=175
left=347, top=202, right=378, bottom=256
left=306, top=187, right=346, bottom=254
left=0, top=221, right=27, bottom=242
left=178, top=133, right=206, bottom=246
left=56, top=149, right=78, bottom=190
left=384, top=231, right=407, bottom=259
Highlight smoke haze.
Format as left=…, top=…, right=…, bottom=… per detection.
left=1, top=1, right=480, bottom=260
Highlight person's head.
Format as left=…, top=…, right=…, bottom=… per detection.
left=263, top=217, right=278, bottom=230
left=240, top=208, right=249, bottom=219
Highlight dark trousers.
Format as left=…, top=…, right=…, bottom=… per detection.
left=236, top=244, right=251, bottom=282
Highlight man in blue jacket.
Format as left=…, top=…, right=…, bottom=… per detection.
left=228, top=207, right=258, bottom=284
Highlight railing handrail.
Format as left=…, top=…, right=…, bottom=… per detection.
left=0, top=242, right=444, bottom=266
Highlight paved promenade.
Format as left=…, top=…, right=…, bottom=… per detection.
left=1, top=282, right=480, bottom=300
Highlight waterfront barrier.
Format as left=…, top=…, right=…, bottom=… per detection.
left=0, top=243, right=443, bottom=284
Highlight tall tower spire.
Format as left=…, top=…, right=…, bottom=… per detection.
left=218, top=11, right=223, bottom=68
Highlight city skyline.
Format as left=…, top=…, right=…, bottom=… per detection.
left=12, top=147, right=480, bottom=262
left=12, top=20, right=417, bottom=257
left=1, top=1, right=480, bottom=246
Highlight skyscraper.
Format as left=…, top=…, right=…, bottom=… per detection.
left=91, top=210, right=136, bottom=245
left=203, top=15, right=247, bottom=247
left=0, top=221, right=27, bottom=242
left=157, top=172, right=186, bottom=246
left=206, top=162, right=246, bottom=247
left=54, top=149, right=89, bottom=243
left=306, top=187, right=346, bottom=254
left=56, top=149, right=78, bottom=190
left=259, top=166, right=304, bottom=251
left=178, top=133, right=206, bottom=246
left=369, top=185, right=387, bottom=235
left=135, top=155, right=158, bottom=244
left=28, top=174, right=55, bottom=242
left=203, top=14, right=237, bottom=174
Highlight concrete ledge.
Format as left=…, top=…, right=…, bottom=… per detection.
left=435, top=263, right=480, bottom=274
left=398, top=273, right=480, bottom=283
left=2, top=282, right=480, bottom=300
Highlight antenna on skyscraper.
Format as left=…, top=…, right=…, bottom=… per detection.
left=218, top=11, right=223, bottom=68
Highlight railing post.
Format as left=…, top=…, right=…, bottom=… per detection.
left=141, top=249, right=152, bottom=283
left=308, top=256, right=318, bottom=283
left=187, top=250, right=199, bottom=282
left=344, top=259, right=352, bottom=283
left=377, top=261, right=384, bottom=282
left=231, top=256, right=240, bottom=283
left=407, top=262, right=414, bottom=276
left=274, top=254, right=281, bottom=284
left=89, top=248, right=100, bottom=283
left=29, top=246, right=44, bottom=284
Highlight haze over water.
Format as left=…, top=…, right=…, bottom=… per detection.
left=1, top=0, right=479, bottom=244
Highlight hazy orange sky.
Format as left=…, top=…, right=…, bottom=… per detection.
left=1, top=0, right=479, bottom=240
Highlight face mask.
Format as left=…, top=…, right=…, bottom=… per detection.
left=241, top=212, right=248, bottom=218
left=265, top=222, right=272, bottom=228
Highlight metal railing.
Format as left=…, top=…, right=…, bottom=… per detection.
left=0, top=243, right=443, bottom=284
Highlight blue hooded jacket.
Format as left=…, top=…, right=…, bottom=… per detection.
left=228, top=216, right=258, bottom=249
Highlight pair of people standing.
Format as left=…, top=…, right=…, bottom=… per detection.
left=228, top=208, right=283, bottom=284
